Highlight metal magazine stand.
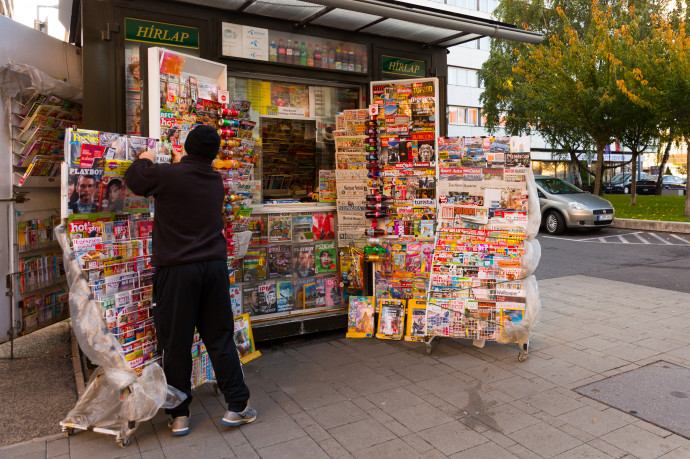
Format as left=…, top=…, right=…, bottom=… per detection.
left=424, top=138, right=542, bottom=361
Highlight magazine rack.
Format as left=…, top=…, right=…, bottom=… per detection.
left=424, top=138, right=542, bottom=361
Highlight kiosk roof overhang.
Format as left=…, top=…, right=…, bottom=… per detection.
left=171, top=0, right=544, bottom=47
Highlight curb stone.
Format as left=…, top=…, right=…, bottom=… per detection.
left=612, top=218, right=690, bottom=234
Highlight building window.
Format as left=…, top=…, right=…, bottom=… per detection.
left=448, top=67, right=480, bottom=87
left=449, top=106, right=480, bottom=125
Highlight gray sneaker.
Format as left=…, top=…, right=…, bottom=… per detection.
left=168, top=415, right=190, bottom=435
left=221, top=406, right=257, bottom=427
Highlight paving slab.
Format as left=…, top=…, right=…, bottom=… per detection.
left=576, top=361, right=690, bottom=439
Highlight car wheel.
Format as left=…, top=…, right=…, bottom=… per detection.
left=624, top=186, right=630, bottom=194
left=544, top=210, right=566, bottom=235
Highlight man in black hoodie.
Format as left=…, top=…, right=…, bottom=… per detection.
left=125, top=125, right=255, bottom=436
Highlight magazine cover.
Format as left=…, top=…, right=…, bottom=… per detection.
left=127, top=136, right=151, bottom=162
left=376, top=298, right=405, bottom=340
left=229, top=285, right=242, bottom=318
left=315, top=241, right=337, bottom=274
left=346, top=296, right=375, bottom=338
left=67, top=167, right=104, bottom=215
left=268, top=244, right=292, bottom=278
left=99, top=133, right=127, bottom=161
left=243, top=284, right=260, bottom=315
left=293, top=276, right=315, bottom=309
left=233, top=313, right=261, bottom=364
left=257, top=282, right=278, bottom=314
left=314, top=277, right=327, bottom=308
left=293, top=245, right=316, bottom=278
left=500, top=308, right=524, bottom=342
left=312, top=211, right=335, bottom=240
left=323, top=275, right=340, bottom=308
left=404, top=299, right=427, bottom=342
left=339, top=247, right=364, bottom=292
left=268, top=214, right=291, bottom=242
left=292, top=215, right=313, bottom=242
left=303, top=281, right=318, bottom=309
left=68, top=129, right=100, bottom=167
left=243, top=248, right=267, bottom=281
left=246, top=215, right=268, bottom=245
left=98, top=176, right=126, bottom=213
left=276, top=280, right=295, bottom=312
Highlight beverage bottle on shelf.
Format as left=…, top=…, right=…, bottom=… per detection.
left=320, top=45, right=328, bottom=68
left=286, top=39, right=293, bottom=64
left=218, top=108, right=239, bottom=117
left=269, top=40, right=277, bottom=62
left=218, top=119, right=239, bottom=128
left=355, top=51, right=362, bottom=72
left=366, top=203, right=389, bottom=211
left=307, top=43, right=315, bottom=66
left=362, top=51, right=368, bottom=73
left=327, top=44, right=335, bottom=69
left=348, top=51, right=355, bottom=72
left=334, top=46, right=342, bottom=70
left=365, top=211, right=389, bottom=219
left=277, top=39, right=286, bottom=63
left=314, top=44, right=322, bottom=68
left=293, top=40, right=300, bottom=64
left=365, top=155, right=379, bottom=161
left=300, top=42, right=308, bottom=66
left=367, top=171, right=381, bottom=178
left=366, top=194, right=391, bottom=202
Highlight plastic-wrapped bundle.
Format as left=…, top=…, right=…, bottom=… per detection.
left=520, top=238, right=542, bottom=278
left=524, top=168, right=543, bottom=240
left=500, top=275, right=541, bottom=345
left=55, top=225, right=185, bottom=437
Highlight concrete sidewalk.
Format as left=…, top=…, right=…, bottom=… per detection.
left=3, top=275, right=690, bottom=458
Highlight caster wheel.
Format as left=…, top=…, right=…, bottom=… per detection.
left=518, top=353, right=527, bottom=362
left=118, top=437, right=130, bottom=448
left=63, top=427, right=75, bottom=437
left=212, top=383, right=221, bottom=396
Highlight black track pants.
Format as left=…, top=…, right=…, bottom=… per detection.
left=153, top=260, right=250, bottom=417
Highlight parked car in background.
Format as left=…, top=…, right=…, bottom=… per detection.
left=662, top=175, right=687, bottom=192
left=603, top=173, right=656, bottom=194
left=535, top=176, right=615, bottom=235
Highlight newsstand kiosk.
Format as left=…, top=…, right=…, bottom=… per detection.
left=76, top=0, right=543, bottom=342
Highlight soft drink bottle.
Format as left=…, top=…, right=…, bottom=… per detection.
left=269, top=40, right=277, bottom=62
left=365, top=211, right=389, bottom=219
left=328, top=45, right=335, bottom=69
left=307, top=43, right=314, bottom=67
left=285, top=40, right=295, bottom=64
left=364, top=228, right=385, bottom=237
left=300, top=42, right=307, bottom=66
left=348, top=51, right=355, bottom=72
left=321, top=45, right=328, bottom=68
left=314, top=44, right=322, bottom=68
left=278, top=38, right=285, bottom=63
left=366, top=194, right=391, bottom=202
left=335, top=46, right=342, bottom=70
left=293, top=40, right=300, bottom=65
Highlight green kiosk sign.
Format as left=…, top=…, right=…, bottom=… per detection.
left=381, top=55, right=426, bottom=78
left=125, top=18, right=199, bottom=49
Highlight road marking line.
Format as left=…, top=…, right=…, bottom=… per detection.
left=669, top=234, right=690, bottom=245
left=649, top=232, right=673, bottom=245
left=617, top=235, right=629, bottom=243
left=599, top=237, right=607, bottom=243
left=632, top=233, right=651, bottom=244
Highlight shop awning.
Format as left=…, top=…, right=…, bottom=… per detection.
left=173, top=0, right=544, bottom=46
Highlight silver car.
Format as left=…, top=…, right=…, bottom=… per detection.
left=534, top=176, right=615, bottom=235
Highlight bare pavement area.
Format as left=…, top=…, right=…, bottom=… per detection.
left=2, top=274, right=690, bottom=458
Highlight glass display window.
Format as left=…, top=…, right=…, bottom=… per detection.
left=227, top=76, right=362, bottom=202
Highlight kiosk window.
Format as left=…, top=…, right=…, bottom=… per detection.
left=227, top=77, right=361, bottom=201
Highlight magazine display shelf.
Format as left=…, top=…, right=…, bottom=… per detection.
left=424, top=137, right=542, bottom=361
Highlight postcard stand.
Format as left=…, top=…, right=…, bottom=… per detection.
left=425, top=137, right=542, bottom=360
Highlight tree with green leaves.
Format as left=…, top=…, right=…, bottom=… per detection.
left=480, top=0, right=667, bottom=197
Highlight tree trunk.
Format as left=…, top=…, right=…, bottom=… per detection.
left=655, top=135, right=673, bottom=195
left=568, top=150, right=584, bottom=188
left=685, top=138, right=690, bottom=218
left=594, top=142, right=605, bottom=196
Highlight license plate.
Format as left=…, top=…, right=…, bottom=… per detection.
left=598, top=214, right=613, bottom=221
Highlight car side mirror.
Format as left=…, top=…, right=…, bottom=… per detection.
left=537, top=190, right=545, bottom=198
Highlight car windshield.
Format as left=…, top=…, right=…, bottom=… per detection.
left=536, top=178, right=584, bottom=194
left=610, top=173, right=629, bottom=182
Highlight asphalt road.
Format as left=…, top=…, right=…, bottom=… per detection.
left=535, top=227, right=690, bottom=293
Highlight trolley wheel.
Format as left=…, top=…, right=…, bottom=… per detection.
left=117, top=437, right=131, bottom=448
left=62, top=427, right=75, bottom=437
left=518, top=353, right=527, bottom=362
left=212, top=383, right=221, bottom=396
left=426, top=344, right=432, bottom=355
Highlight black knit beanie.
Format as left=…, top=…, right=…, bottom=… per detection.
left=184, top=125, right=220, bottom=159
